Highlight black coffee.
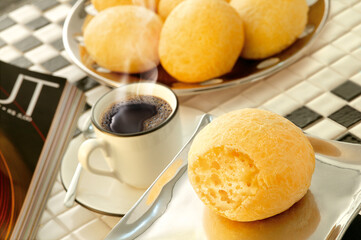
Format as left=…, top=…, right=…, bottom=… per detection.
left=101, top=95, right=172, bottom=134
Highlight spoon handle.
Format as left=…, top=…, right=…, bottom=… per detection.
left=307, top=135, right=361, bottom=165
left=64, top=163, right=82, bottom=207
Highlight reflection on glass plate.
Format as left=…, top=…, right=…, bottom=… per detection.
left=203, top=191, right=320, bottom=240
left=63, top=0, right=330, bottom=95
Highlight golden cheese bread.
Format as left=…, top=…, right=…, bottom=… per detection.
left=158, top=0, right=244, bottom=83
left=84, top=6, right=163, bottom=73
left=92, top=0, right=158, bottom=12
left=158, top=0, right=230, bottom=20
left=157, top=0, right=185, bottom=19
left=188, top=108, right=315, bottom=221
left=230, top=0, right=308, bottom=59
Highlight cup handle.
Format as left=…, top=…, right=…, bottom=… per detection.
left=78, top=138, right=116, bottom=179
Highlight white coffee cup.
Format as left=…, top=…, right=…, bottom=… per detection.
left=78, top=82, right=182, bottom=189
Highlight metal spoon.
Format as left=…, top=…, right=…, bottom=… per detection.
left=64, top=117, right=95, bottom=207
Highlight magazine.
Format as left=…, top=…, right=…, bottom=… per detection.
left=0, top=61, right=86, bottom=239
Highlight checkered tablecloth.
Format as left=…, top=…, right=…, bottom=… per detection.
left=1, top=0, right=361, bottom=239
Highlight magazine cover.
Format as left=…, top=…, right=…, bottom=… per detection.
left=0, top=61, right=85, bottom=239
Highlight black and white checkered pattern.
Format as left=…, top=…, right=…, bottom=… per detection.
left=0, top=0, right=100, bottom=92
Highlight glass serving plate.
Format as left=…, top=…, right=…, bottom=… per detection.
left=105, top=114, right=361, bottom=240
left=63, top=0, right=330, bottom=95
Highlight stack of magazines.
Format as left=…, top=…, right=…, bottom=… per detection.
left=0, top=61, right=86, bottom=239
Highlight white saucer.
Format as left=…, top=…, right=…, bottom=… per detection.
left=60, top=106, right=204, bottom=216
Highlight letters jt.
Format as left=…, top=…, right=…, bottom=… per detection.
left=0, top=74, right=59, bottom=116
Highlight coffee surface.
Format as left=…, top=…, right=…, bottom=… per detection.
left=101, top=95, right=172, bottom=134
